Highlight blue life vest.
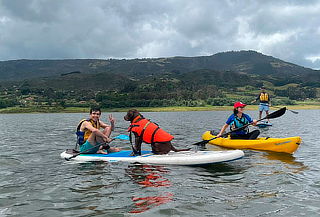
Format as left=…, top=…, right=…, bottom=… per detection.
left=230, top=115, right=249, bottom=134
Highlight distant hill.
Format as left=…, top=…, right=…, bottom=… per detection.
left=0, top=50, right=319, bottom=110
left=0, top=50, right=319, bottom=83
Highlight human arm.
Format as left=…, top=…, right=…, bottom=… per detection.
left=83, top=121, right=112, bottom=142
left=252, top=119, right=258, bottom=126
left=251, top=95, right=260, bottom=104
left=245, top=114, right=258, bottom=126
left=100, top=114, right=115, bottom=131
left=216, top=124, right=229, bottom=137
left=268, top=95, right=271, bottom=107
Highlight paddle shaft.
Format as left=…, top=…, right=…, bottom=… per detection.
left=66, top=134, right=128, bottom=160
left=66, top=142, right=104, bottom=160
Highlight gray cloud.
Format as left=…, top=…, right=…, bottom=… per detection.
left=0, top=0, right=320, bottom=69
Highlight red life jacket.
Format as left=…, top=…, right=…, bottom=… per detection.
left=128, top=116, right=174, bottom=144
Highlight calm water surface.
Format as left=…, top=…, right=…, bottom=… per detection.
left=0, top=110, right=319, bottom=216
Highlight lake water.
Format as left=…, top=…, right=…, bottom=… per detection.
left=0, top=109, right=319, bottom=216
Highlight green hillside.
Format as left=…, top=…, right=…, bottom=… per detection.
left=0, top=50, right=319, bottom=112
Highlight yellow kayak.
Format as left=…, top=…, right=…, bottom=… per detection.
left=202, top=131, right=301, bottom=154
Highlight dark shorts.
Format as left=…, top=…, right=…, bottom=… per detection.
left=230, top=130, right=260, bottom=140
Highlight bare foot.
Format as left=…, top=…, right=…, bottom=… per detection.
left=108, top=147, right=121, bottom=153
left=97, top=150, right=108, bottom=154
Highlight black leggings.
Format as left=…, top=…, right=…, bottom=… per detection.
left=230, top=130, right=260, bottom=140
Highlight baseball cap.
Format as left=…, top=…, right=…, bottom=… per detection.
left=234, top=101, right=247, bottom=108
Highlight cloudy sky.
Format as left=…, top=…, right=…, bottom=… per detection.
left=1, top=0, right=320, bottom=69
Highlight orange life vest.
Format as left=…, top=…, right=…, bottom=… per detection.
left=128, top=116, right=174, bottom=144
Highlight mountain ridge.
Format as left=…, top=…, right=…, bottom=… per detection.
left=0, top=50, right=318, bottom=82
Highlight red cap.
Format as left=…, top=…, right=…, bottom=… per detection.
left=234, top=101, right=246, bottom=108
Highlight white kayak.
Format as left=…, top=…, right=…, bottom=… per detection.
left=60, top=149, right=244, bottom=165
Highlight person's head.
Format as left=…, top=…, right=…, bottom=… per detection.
left=233, top=101, right=246, bottom=115
left=260, top=86, right=266, bottom=92
left=89, top=107, right=101, bottom=121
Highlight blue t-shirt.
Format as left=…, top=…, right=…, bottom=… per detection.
left=226, top=113, right=253, bottom=135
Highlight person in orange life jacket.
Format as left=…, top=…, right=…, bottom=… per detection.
left=216, top=102, right=260, bottom=140
left=77, top=107, right=121, bottom=154
left=251, top=86, right=271, bottom=121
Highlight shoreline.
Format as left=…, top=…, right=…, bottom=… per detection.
left=1, top=104, right=320, bottom=113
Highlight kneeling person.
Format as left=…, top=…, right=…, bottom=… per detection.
left=76, top=107, right=120, bottom=154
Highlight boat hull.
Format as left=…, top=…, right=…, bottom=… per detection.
left=202, top=131, right=301, bottom=154
left=61, top=149, right=244, bottom=165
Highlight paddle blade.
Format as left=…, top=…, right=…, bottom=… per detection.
left=289, top=110, right=299, bottom=114
left=266, top=107, right=286, bottom=120
left=113, top=134, right=130, bottom=140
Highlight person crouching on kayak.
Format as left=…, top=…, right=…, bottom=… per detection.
left=76, top=107, right=121, bottom=154
left=216, top=102, right=260, bottom=140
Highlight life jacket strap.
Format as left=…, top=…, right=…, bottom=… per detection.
left=151, top=127, right=160, bottom=144
left=140, top=121, right=151, bottom=139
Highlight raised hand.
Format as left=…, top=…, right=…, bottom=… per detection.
left=109, top=114, right=115, bottom=131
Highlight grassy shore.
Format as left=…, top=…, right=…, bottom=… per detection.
left=1, top=103, right=320, bottom=114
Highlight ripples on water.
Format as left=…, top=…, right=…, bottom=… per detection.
left=0, top=110, right=319, bottom=216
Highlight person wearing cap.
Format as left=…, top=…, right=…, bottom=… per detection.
left=251, top=86, right=271, bottom=120
left=216, top=102, right=260, bottom=140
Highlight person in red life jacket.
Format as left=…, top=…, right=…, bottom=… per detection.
left=76, top=107, right=121, bottom=154
left=251, top=86, right=272, bottom=121
left=124, top=109, right=190, bottom=155
left=216, top=102, right=260, bottom=140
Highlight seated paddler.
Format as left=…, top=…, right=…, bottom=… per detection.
left=216, top=102, right=260, bottom=140
left=76, top=107, right=121, bottom=154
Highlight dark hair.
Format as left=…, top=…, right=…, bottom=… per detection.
left=233, top=108, right=238, bottom=115
left=90, top=107, right=101, bottom=114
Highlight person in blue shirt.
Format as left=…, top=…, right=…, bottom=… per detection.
left=216, top=102, right=260, bottom=140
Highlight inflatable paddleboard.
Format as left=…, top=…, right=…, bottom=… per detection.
left=61, top=149, right=244, bottom=165
left=256, top=121, right=272, bottom=128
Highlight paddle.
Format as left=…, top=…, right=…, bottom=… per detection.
left=65, top=142, right=104, bottom=161
left=113, top=134, right=130, bottom=140
left=271, top=106, right=298, bottom=114
left=192, top=107, right=287, bottom=146
left=65, top=134, right=129, bottom=160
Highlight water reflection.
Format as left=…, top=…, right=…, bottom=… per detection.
left=263, top=152, right=298, bottom=164
left=126, top=164, right=173, bottom=214
left=262, top=152, right=308, bottom=173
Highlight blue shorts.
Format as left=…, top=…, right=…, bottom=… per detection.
left=80, top=140, right=99, bottom=154
left=259, top=103, right=269, bottom=112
